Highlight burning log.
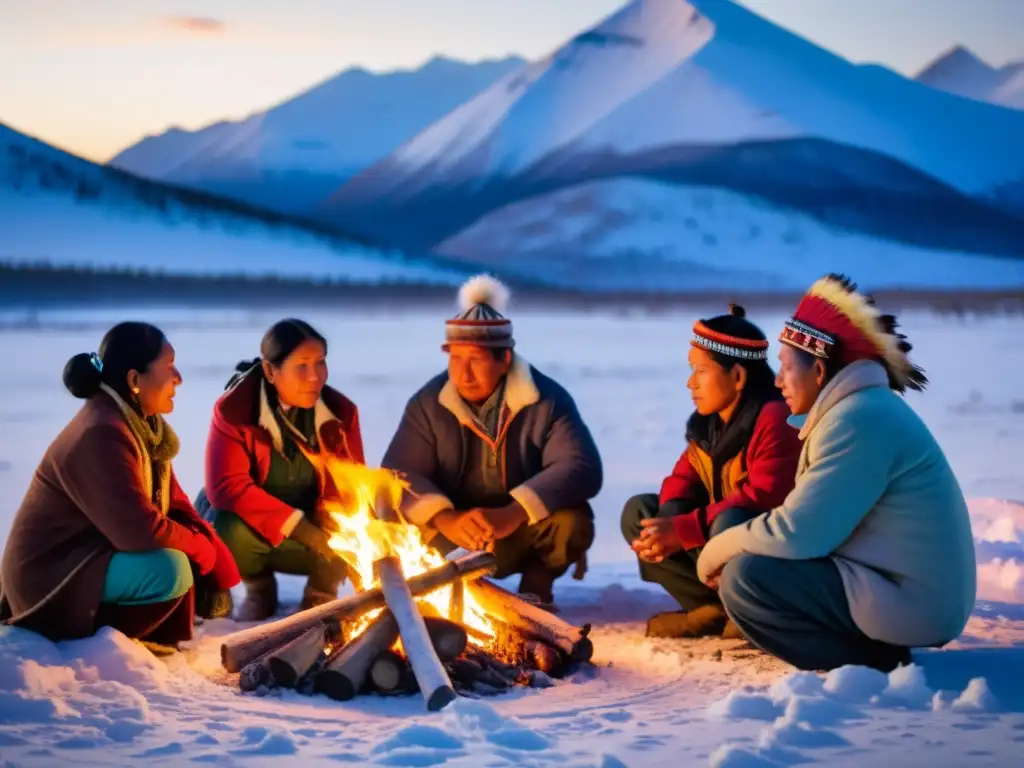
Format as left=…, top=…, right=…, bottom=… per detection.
left=314, top=610, right=399, bottom=702
left=220, top=551, right=496, bottom=672
left=528, top=641, right=564, bottom=678
left=466, top=579, right=593, bottom=662
left=370, top=650, right=415, bottom=694
left=448, top=579, right=465, bottom=625
left=267, top=622, right=335, bottom=688
left=423, top=616, right=468, bottom=662
left=375, top=554, right=456, bottom=712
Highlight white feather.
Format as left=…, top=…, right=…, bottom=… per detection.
left=457, top=274, right=510, bottom=313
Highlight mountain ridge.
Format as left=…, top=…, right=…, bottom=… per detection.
left=315, top=0, right=1024, bottom=261
left=108, top=55, right=527, bottom=214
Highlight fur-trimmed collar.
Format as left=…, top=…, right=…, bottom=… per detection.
left=438, top=354, right=540, bottom=431
left=257, top=377, right=339, bottom=456
left=790, top=360, right=890, bottom=439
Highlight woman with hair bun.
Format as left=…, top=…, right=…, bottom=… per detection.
left=621, top=305, right=802, bottom=639
left=0, top=322, right=240, bottom=651
left=195, top=319, right=364, bottom=622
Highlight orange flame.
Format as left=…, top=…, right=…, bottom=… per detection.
left=319, top=459, right=494, bottom=641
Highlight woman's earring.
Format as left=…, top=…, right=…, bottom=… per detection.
left=132, top=387, right=140, bottom=395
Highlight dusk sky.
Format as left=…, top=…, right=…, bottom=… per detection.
left=1, top=0, right=1021, bottom=163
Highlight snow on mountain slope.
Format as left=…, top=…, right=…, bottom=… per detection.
left=320, top=0, right=1024, bottom=255
left=435, top=178, right=1024, bottom=292
left=0, top=121, right=466, bottom=285
left=332, top=0, right=1024, bottom=198
left=916, top=46, right=1024, bottom=110
left=109, top=56, right=526, bottom=213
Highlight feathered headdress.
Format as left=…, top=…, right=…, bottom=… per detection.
left=779, top=273, right=927, bottom=392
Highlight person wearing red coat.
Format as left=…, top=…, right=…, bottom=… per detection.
left=0, top=323, right=240, bottom=653
left=621, top=306, right=802, bottom=638
left=195, top=319, right=365, bottom=621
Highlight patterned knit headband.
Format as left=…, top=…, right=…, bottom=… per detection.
left=779, top=319, right=836, bottom=359
left=691, top=321, right=769, bottom=360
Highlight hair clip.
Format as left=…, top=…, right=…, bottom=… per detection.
left=89, top=352, right=103, bottom=373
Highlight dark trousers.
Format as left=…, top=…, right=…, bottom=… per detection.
left=195, top=490, right=347, bottom=595
left=433, top=509, right=594, bottom=602
left=718, top=554, right=911, bottom=671
left=620, top=493, right=756, bottom=611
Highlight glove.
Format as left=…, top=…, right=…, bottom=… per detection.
left=289, top=518, right=336, bottom=562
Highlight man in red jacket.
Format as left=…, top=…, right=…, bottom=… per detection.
left=620, top=306, right=801, bottom=638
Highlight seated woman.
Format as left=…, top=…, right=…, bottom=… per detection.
left=196, top=319, right=364, bottom=621
left=621, top=305, right=802, bottom=638
left=697, top=275, right=976, bottom=672
left=0, top=322, right=240, bottom=652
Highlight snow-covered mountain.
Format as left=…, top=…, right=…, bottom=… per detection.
left=109, top=56, right=526, bottom=214
left=436, top=178, right=1024, bottom=291
left=318, top=0, right=1024, bottom=262
left=916, top=46, right=1024, bottom=110
left=0, top=121, right=468, bottom=286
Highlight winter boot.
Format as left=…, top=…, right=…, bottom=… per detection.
left=721, top=618, right=744, bottom=640
left=518, top=562, right=561, bottom=614
left=94, top=587, right=196, bottom=652
left=299, top=584, right=337, bottom=612
left=195, top=583, right=234, bottom=621
left=236, top=574, right=278, bottom=622
left=646, top=603, right=729, bottom=639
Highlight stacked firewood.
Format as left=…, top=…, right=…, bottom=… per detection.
left=219, top=552, right=594, bottom=709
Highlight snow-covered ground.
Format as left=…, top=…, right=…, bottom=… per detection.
left=0, top=190, right=465, bottom=285
left=1, top=305, right=1022, bottom=767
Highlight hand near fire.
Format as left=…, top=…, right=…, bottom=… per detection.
left=433, top=508, right=490, bottom=552
left=479, top=503, right=527, bottom=544
left=632, top=517, right=683, bottom=563
left=433, top=503, right=527, bottom=552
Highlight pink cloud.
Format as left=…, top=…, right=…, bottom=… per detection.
left=163, top=16, right=227, bottom=35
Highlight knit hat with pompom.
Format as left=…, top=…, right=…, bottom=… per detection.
left=442, top=274, right=514, bottom=351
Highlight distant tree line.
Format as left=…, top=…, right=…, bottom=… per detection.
left=0, top=262, right=1021, bottom=316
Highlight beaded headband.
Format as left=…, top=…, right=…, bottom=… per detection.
left=779, top=319, right=835, bottom=359
left=691, top=321, right=769, bottom=361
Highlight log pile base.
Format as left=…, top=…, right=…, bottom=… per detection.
left=219, top=560, right=595, bottom=706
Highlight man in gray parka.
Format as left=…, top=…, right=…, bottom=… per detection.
left=382, top=275, right=602, bottom=605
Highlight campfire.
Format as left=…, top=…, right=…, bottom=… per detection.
left=218, top=460, right=594, bottom=711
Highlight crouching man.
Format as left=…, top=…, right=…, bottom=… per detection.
left=383, top=275, right=602, bottom=607
left=697, top=274, right=976, bottom=671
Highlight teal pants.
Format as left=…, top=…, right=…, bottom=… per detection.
left=101, top=549, right=194, bottom=606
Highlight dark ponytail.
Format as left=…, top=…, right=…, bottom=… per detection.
left=698, top=304, right=779, bottom=401
left=63, top=322, right=167, bottom=402
left=225, top=319, right=327, bottom=390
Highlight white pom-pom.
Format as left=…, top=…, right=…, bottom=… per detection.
left=457, top=274, right=510, bottom=313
